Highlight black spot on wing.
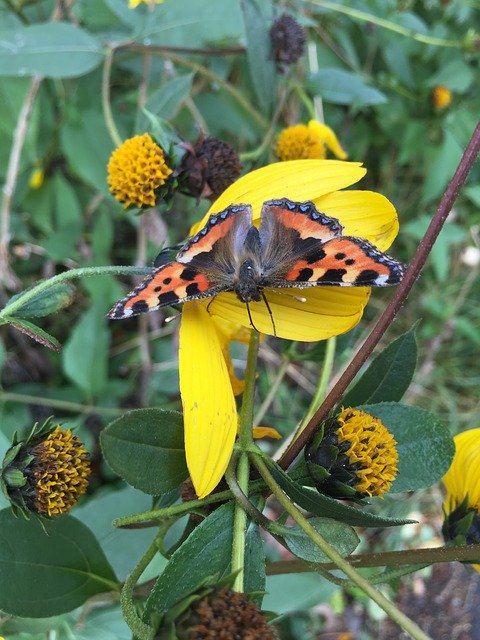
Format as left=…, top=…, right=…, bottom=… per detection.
left=159, top=291, right=180, bottom=306
left=131, top=300, right=150, bottom=314
left=355, top=269, right=381, bottom=284
left=185, top=282, right=201, bottom=296
left=180, top=267, right=197, bottom=281
left=317, top=268, right=347, bottom=283
left=296, top=267, right=314, bottom=281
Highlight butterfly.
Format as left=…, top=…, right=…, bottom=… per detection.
left=108, top=198, right=404, bottom=331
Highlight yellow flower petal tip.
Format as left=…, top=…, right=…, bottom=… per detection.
left=29, top=167, right=45, bottom=190
left=129, top=0, right=164, bottom=8
left=179, top=303, right=238, bottom=498
left=252, top=426, right=282, bottom=440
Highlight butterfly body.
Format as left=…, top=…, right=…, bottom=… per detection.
left=108, top=199, right=404, bottom=321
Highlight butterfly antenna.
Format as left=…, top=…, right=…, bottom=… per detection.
left=206, top=295, right=217, bottom=314
left=261, top=292, right=276, bottom=337
left=164, top=313, right=181, bottom=325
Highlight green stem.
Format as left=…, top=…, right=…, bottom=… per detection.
left=293, top=84, right=317, bottom=120
left=0, top=391, right=126, bottom=417
left=231, top=330, right=261, bottom=592
left=0, top=266, right=151, bottom=320
left=300, top=336, right=336, bottom=430
left=121, top=536, right=159, bottom=640
left=159, top=52, right=268, bottom=130
left=253, top=356, right=289, bottom=426
left=102, top=47, right=123, bottom=147
left=252, top=453, right=432, bottom=640
left=308, top=0, right=464, bottom=48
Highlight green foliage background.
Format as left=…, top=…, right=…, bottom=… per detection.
left=0, top=0, right=479, bottom=638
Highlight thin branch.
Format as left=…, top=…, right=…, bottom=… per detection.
left=0, top=76, right=42, bottom=290
left=278, top=120, right=480, bottom=470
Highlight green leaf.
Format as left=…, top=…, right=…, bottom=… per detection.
left=0, top=509, right=118, bottom=617
left=62, top=306, right=110, bottom=398
left=5, top=283, right=75, bottom=319
left=42, top=174, right=83, bottom=261
left=360, top=403, right=455, bottom=493
left=244, top=524, right=265, bottom=604
left=308, top=69, right=387, bottom=107
left=427, top=58, right=474, bottom=93
left=100, top=409, right=187, bottom=495
left=8, top=318, right=61, bottom=351
left=341, top=325, right=418, bottom=407
left=0, top=23, right=103, bottom=78
left=137, top=74, right=193, bottom=131
left=241, top=0, right=277, bottom=114
left=283, top=517, right=359, bottom=563
left=264, top=573, right=335, bottom=616
left=74, top=485, right=167, bottom=581
left=268, top=461, right=414, bottom=528
left=421, top=131, right=463, bottom=205
left=144, top=503, right=234, bottom=619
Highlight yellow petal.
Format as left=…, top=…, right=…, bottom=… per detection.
left=179, top=303, right=238, bottom=497
left=253, top=426, right=282, bottom=440
left=212, top=316, right=246, bottom=396
left=190, top=160, right=366, bottom=232
left=308, top=120, right=348, bottom=160
left=207, top=287, right=369, bottom=341
left=315, top=190, right=399, bottom=251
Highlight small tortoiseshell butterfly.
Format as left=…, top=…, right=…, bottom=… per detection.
left=108, top=198, right=404, bottom=330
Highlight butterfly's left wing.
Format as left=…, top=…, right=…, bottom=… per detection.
left=109, top=203, right=254, bottom=319
left=274, top=235, right=404, bottom=288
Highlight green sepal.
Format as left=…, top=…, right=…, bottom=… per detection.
left=2, top=468, right=27, bottom=488
left=442, top=497, right=479, bottom=546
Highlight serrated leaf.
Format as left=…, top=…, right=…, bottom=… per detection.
left=283, top=517, right=359, bottom=563
left=143, top=503, right=234, bottom=619
left=308, top=69, right=387, bottom=107
left=359, top=403, right=454, bottom=493
left=8, top=318, right=61, bottom=351
left=0, top=509, right=118, bottom=617
left=100, top=409, right=187, bottom=495
left=6, top=283, right=75, bottom=319
left=0, top=22, right=103, bottom=78
left=241, top=0, right=276, bottom=114
left=342, top=326, right=418, bottom=407
left=268, top=461, right=414, bottom=528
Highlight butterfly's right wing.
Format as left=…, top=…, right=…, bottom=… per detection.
left=109, top=203, right=253, bottom=319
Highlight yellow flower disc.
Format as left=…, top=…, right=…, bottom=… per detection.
left=107, top=133, right=172, bottom=208
left=276, top=123, right=327, bottom=160
left=336, top=408, right=398, bottom=496
left=432, top=85, right=452, bottom=109
left=32, top=427, right=90, bottom=516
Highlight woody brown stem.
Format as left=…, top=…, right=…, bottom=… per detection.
left=278, top=120, right=480, bottom=470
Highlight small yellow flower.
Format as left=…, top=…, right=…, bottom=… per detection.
left=276, top=120, right=348, bottom=161
left=180, top=159, right=400, bottom=497
left=306, top=408, right=398, bottom=499
left=129, top=0, right=164, bottom=8
left=443, top=428, right=480, bottom=569
left=1, top=421, right=90, bottom=517
left=107, top=133, right=172, bottom=208
left=432, top=85, right=452, bottom=109
left=29, top=167, right=44, bottom=190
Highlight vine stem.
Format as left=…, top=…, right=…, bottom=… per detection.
left=0, top=75, right=42, bottom=290
left=231, top=329, right=261, bottom=592
left=308, top=0, right=464, bottom=48
left=102, top=47, right=123, bottom=147
left=278, top=120, right=480, bottom=470
left=121, top=536, right=158, bottom=640
left=252, top=453, right=432, bottom=640
left=253, top=356, right=289, bottom=426
left=0, top=265, right=151, bottom=320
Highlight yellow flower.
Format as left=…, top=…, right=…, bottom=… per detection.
left=306, top=408, right=398, bottom=499
left=129, top=0, right=164, bottom=8
left=443, top=428, right=480, bottom=569
left=107, top=133, right=172, bottom=208
left=180, top=159, right=400, bottom=497
left=29, top=167, right=44, bottom=190
left=431, top=85, right=452, bottom=109
left=1, top=421, right=90, bottom=517
left=276, top=120, right=348, bottom=161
